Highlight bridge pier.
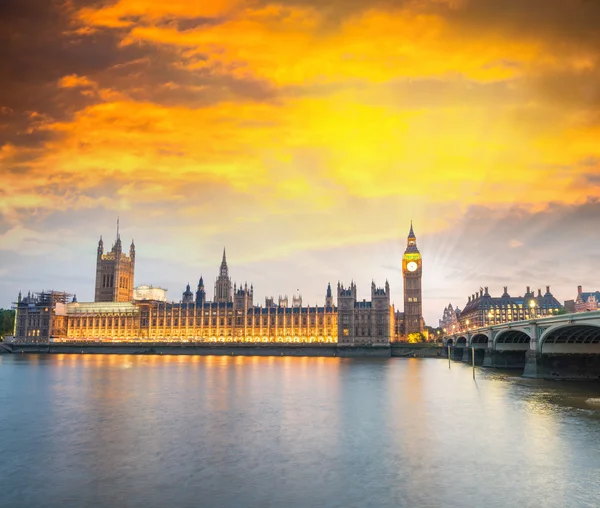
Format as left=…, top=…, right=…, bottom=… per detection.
left=482, top=349, right=527, bottom=369
left=460, top=347, right=471, bottom=363
left=523, top=351, right=600, bottom=380
left=452, top=347, right=464, bottom=361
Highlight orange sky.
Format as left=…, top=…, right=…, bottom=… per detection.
left=1, top=0, right=600, bottom=323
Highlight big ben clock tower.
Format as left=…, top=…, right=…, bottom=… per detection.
left=402, top=222, right=423, bottom=335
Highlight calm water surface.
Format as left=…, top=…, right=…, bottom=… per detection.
left=1, top=354, right=600, bottom=508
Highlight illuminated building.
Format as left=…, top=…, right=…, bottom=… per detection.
left=574, top=285, right=600, bottom=312
left=402, top=222, right=424, bottom=334
left=12, top=251, right=339, bottom=344
left=94, top=221, right=135, bottom=303
left=10, top=222, right=423, bottom=344
left=458, top=286, right=563, bottom=330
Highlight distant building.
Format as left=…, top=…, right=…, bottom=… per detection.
left=134, top=285, right=167, bottom=302
left=12, top=252, right=337, bottom=344
left=574, top=285, right=600, bottom=312
left=393, top=309, right=405, bottom=339
left=337, top=281, right=393, bottom=345
left=95, top=221, right=135, bottom=303
left=12, top=291, right=71, bottom=343
left=439, top=303, right=461, bottom=332
left=458, top=286, right=563, bottom=329
left=12, top=223, right=421, bottom=345
left=564, top=299, right=576, bottom=313
left=402, top=223, right=424, bottom=334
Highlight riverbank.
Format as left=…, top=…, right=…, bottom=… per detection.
left=2, top=342, right=446, bottom=358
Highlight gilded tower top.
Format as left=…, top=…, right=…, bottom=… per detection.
left=404, top=221, right=420, bottom=255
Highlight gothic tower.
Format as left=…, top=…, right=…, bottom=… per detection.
left=325, top=282, right=333, bottom=307
left=195, top=276, right=206, bottom=306
left=94, top=220, right=135, bottom=302
left=182, top=283, right=194, bottom=304
left=214, top=248, right=232, bottom=303
left=402, top=222, right=423, bottom=335
left=337, top=282, right=357, bottom=344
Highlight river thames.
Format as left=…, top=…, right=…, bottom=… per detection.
left=1, top=354, right=599, bottom=508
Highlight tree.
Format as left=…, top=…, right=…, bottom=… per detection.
left=406, top=332, right=426, bottom=343
left=0, top=309, right=15, bottom=340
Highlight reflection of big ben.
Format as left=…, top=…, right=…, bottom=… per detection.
left=402, top=222, right=423, bottom=335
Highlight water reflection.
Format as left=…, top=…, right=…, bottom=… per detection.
left=0, top=354, right=599, bottom=508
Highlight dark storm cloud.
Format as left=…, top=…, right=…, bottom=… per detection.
left=98, top=52, right=278, bottom=107
left=444, top=0, right=600, bottom=45
left=265, top=0, right=600, bottom=51
left=0, top=0, right=279, bottom=153
left=0, top=0, right=153, bottom=149
left=156, top=16, right=228, bottom=31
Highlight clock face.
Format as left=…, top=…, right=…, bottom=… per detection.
left=406, top=261, right=418, bottom=272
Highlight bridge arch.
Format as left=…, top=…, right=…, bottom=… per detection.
left=540, top=324, right=600, bottom=354
left=470, top=333, right=489, bottom=348
left=456, top=336, right=467, bottom=347
left=494, top=329, right=531, bottom=351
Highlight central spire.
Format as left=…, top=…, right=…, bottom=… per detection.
left=215, top=248, right=232, bottom=303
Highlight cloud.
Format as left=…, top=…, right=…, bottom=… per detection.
left=1, top=0, right=600, bottom=327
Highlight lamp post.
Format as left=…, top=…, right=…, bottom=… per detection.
left=488, top=311, right=493, bottom=326
left=529, top=300, right=536, bottom=319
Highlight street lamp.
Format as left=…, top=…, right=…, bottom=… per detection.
left=488, top=311, right=493, bottom=326
left=529, top=300, right=536, bottom=319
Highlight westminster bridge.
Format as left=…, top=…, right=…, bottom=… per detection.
left=444, top=310, right=600, bottom=379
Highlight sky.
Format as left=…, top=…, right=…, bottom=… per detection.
left=1, top=0, right=600, bottom=325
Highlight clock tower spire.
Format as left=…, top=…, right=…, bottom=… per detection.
left=402, top=222, right=423, bottom=335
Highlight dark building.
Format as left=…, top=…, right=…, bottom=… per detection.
left=13, top=291, right=71, bottom=342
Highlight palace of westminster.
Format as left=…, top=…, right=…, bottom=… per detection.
left=11, top=224, right=426, bottom=344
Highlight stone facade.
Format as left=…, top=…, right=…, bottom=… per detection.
left=439, top=303, right=461, bottom=332
left=402, top=223, right=424, bottom=335
left=214, top=249, right=232, bottom=303
left=337, top=281, right=393, bottom=345
left=13, top=223, right=424, bottom=344
left=12, top=291, right=71, bottom=343
left=94, top=223, right=135, bottom=303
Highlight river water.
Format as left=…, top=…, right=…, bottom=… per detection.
left=1, top=354, right=599, bottom=508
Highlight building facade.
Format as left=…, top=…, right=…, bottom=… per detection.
left=458, top=286, right=563, bottom=330
left=12, top=291, right=72, bottom=343
left=574, top=285, right=600, bottom=312
left=337, top=281, right=394, bottom=345
left=94, top=223, right=135, bottom=303
left=11, top=251, right=338, bottom=344
left=439, top=303, right=461, bottom=332
left=402, top=223, right=424, bottom=335
left=11, top=223, right=422, bottom=345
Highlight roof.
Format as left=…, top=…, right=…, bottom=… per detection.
left=579, top=291, right=600, bottom=302
left=460, top=292, right=563, bottom=315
